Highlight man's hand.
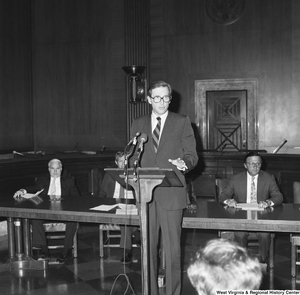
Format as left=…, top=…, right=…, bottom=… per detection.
left=13, top=189, right=26, bottom=199
left=225, top=199, right=237, bottom=208
left=168, top=158, right=188, bottom=171
left=258, top=200, right=273, bottom=209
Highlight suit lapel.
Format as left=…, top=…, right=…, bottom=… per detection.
left=144, top=115, right=156, bottom=153
left=60, top=178, right=65, bottom=195
left=257, top=171, right=265, bottom=198
left=157, top=112, right=174, bottom=152
left=241, top=171, right=248, bottom=201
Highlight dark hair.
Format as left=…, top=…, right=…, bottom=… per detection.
left=187, top=239, right=262, bottom=294
left=115, top=151, right=124, bottom=162
left=147, top=80, right=172, bottom=97
left=244, top=151, right=262, bottom=164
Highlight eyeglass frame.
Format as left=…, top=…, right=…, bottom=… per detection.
left=149, top=95, right=172, bottom=103
left=246, top=162, right=262, bottom=167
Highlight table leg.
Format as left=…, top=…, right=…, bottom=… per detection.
left=14, top=219, right=23, bottom=259
left=10, top=218, right=48, bottom=271
left=7, top=217, right=15, bottom=259
left=22, top=219, right=30, bottom=257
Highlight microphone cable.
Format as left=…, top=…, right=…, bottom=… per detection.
left=109, top=161, right=137, bottom=295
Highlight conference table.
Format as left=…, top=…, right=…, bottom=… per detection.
left=0, top=195, right=300, bottom=288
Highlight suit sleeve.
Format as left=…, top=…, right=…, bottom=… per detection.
left=99, top=173, right=116, bottom=198
left=181, top=116, right=198, bottom=172
left=25, top=176, right=47, bottom=194
left=219, top=180, right=235, bottom=203
left=69, top=177, right=80, bottom=196
left=99, top=173, right=109, bottom=198
left=268, top=175, right=283, bottom=205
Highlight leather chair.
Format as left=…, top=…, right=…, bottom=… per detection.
left=291, top=181, right=300, bottom=277
left=216, top=178, right=275, bottom=268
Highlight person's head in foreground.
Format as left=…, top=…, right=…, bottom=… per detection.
left=187, top=238, right=262, bottom=294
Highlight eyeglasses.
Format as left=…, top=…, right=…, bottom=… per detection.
left=246, top=162, right=262, bottom=167
left=150, top=95, right=172, bottom=103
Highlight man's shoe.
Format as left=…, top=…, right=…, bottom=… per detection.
left=56, top=253, right=67, bottom=264
left=121, top=252, right=132, bottom=264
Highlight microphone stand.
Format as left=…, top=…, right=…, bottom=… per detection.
left=123, top=138, right=138, bottom=178
left=133, top=142, right=145, bottom=181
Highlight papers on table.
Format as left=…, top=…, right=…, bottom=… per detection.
left=116, top=204, right=138, bottom=215
left=235, top=203, right=265, bottom=211
left=22, top=189, right=44, bottom=199
left=90, top=203, right=138, bottom=215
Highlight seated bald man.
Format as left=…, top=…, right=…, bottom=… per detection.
left=13, top=158, right=80, bottom=263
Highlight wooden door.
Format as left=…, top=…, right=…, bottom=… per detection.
left=207, top=90, right=247, bottom=151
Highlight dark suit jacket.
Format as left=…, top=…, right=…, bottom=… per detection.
left=219, top=170, right=283, bottom=205
left=99, top=172, right=134, bottom=198
left=130, top=111, right=198, bottom=210
left=26, top=176, right=80, bottom=197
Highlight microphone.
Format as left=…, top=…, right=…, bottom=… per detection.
left=136, top=133, right=148, bottom=158
left=272, top=139, right=287, bottom=154
left=126, top=132, right=141, bottom=148
left=124, top=132, right=141, bottom=176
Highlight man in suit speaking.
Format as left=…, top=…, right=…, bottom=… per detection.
left=13, top=158, right=80, bottom=263
left=130, top=81, right=198, bottom=295
left=219, top=151, right=283, bottom=265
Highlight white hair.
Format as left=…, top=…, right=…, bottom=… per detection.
left=48, top=158, right=62, bottom=168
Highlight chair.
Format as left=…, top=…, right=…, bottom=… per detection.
left=42, top=222, right=78, bottom=258
left=188, top=174, right=217, bottom=202
left=99, top=224, right=121, bottom=257
left=216, top=178, right=275, bottom=268
left=31, top=176, right=79, bottom=261
left=99, top=224, right=140, bottom=258
left=290, top=181, right=300, bottom=277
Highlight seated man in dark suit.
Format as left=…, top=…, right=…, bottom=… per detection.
left=99, top=151, right=140, bottom=264
left=219, top=151, right=283, bottom=265
left=13, top=158, right=80, bottom=263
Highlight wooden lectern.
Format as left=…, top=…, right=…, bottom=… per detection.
left=104, top=167, right=183, bottom=295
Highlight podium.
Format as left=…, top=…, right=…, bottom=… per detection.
left=105, top=167, right=183, bottom=295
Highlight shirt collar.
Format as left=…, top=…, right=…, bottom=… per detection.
left=151, top=110, right=168, bottom=121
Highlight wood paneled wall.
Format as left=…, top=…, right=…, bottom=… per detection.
left=0, top=0, right=32, bottom=153
left=32, top=0, right=126, bottom=151
left=1, top=0, right=300, bottom=154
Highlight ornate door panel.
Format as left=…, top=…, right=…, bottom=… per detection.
left=207, top=90, right=247, bottom=151
left=195, top=79, right=258, bottom=151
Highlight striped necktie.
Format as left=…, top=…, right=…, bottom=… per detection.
left=152, top=117, right=161, bottom=153
left=250, top=176, right=257, bottom=203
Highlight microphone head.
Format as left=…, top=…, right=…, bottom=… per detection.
left=140, top=133, right=148, bottom=142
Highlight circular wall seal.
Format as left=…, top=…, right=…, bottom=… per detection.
left=206, top=0, right=245, bottom=25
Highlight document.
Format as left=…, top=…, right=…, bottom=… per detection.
left=235, top=203, right=264, bottom=211
left=115, top=204, right=138, bottom=215
left=22, top=189, right=44, bottom=199
left=89, top=203, right=138, bottom=215
left=90, top=204, right=119, bottom=211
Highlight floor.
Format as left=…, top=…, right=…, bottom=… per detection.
left=0, top=224, right=298, bottom=295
